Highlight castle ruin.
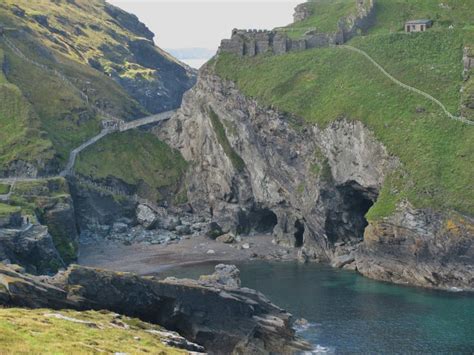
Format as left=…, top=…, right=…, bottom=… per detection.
left=219, top=0, right=375, bottom=57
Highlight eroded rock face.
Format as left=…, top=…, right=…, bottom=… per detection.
left=157, top=66, right=474, bottom=290
left=157, top=67, right=395, bottom=263
left=356, top=203, right=474, bottom=290
left=0, top=264, right=312, bottom=354
left=0, top=226, right=64, bottom=274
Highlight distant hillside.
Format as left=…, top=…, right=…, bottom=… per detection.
left=0, top=0, right=194, bottom=185
left=213, top=0, right=474, bottom=218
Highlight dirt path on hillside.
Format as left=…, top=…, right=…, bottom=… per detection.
left=78, top=234, right=299, bottom=275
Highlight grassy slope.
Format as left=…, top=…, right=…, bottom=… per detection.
left=0, top=0, right=148, bottom=168
left=0, top=308, right=184, bottom=354
left=0, top=203, right=20, bottom=218
left=0, top=0, right=174, bottom=82
left=214, top=1, right=474, bottom=219
left=0, top=183, right=10, bottom=194
left=0, top=48, right=55, bottom=168
left=75, top=130, right=188, bottom=202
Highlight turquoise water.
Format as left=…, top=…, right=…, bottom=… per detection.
left=159, top=261, right=474, bottom=354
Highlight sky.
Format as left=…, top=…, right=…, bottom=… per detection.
left=106, top=0, right=301, bottom=53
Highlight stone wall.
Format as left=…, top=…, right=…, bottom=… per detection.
left=218, top=0, right=375, bottom=57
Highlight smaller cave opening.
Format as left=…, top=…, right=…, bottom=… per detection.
left=237, top=207, right=278, bottom=235
left=294, top=220, right=305, bottom=248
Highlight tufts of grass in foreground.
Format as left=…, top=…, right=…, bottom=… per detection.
left=0, top=308, right=185, bottom=354
left=214, top=28, right=474, bottom=219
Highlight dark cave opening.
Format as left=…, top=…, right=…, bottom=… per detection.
left=324, top=181, right=377, bottom=244
left=294, top=220, right=305, bottom=248
left=237, top=207, right=278, bottom=235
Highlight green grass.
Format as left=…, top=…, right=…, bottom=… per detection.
left=76, top=131, right=188, bottom=202
left=0, top=203, right=20, bottom=218
left=278, top=0, right=474, bottom=40
left=0, top=49, right=55, bottom=170
left=0, top=0, right=149, bottom=170
left=214, top=28, right=474, bottom=219
left=0, top=308, right=185, bottom=354
left=369, top=0, right=474, bottom=34
left=7, top=177, right=77, bottom=261
left=278, top=0, right=357, bottom=38
left=0, top=0, right=176, bottom=90
left=0, top=183, right=11, bottom=195
left=208, top=108, right=246, bottom=172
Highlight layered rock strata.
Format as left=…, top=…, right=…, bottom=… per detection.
left=0, top=263, right=312, bottom=354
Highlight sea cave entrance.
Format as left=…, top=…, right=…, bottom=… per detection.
left=237, top=207, right=278, bottom=235
left=294, top=220, right=305, bottom=248
left=323, top=181, right=377, bottom=244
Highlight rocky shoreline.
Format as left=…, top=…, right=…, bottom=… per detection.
left=0, top=262, right=312, bottom=354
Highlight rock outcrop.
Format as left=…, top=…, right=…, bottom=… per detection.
left=293, top=3, right=312, bottom=23
left=0, top=226, right=64, bottom=275
left=356, top=203, right=474, bottom=290
left=157, top=65, right=474, bottom=291
left=0, top=263, right=312, bottom=354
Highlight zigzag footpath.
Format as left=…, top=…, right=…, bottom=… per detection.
left=338, top=45, right=474, bottom=126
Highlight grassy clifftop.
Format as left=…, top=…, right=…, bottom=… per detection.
left=0, top=308, right=185, bottom=354
left=214, top=1, right=474, bottom=219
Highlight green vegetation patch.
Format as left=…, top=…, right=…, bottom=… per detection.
left=208, top=108, right=246, bottom=172
left=0, top=308, right=185, bottom=354
left=214, top=28, right=474, bottom=219
left=0, top=203, right=20, bottom=218
left=369, top=0, right=474, bottom=34
left=279, top=0, right=357, bottom=38
left=0, top=49, right=55, bottom=170
left=8, top=178, right=77, bottom=262
left=0, top=183, right=11, bottom=195
left=76, top=131, right=188, bottom=202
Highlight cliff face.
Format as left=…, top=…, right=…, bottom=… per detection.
left=158, top=67, right=474, bottom=290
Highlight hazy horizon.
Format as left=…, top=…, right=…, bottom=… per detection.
left=106, top=1, right=301, bottom=55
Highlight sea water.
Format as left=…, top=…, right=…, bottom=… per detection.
left=159, top=261, right=474, bottom=353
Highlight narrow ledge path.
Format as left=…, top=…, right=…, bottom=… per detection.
left=337, top=45, right=474, bottom=126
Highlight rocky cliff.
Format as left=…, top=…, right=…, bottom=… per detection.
left=0, top=263, right=312, bottom=354
left=157, top=65, right=474, bottom=291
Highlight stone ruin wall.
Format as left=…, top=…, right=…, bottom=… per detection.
left=219, top=0, right=375, bottom=57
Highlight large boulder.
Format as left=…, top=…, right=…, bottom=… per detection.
left=198, top=264, right=241, bottom=288
left=136, top=204, right=159, bottom=229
